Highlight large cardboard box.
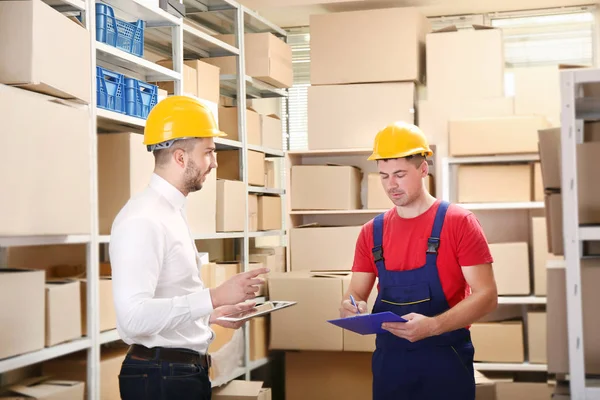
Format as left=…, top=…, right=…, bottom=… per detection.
left=98, top=133, right=153, bottom=235
left=545, top=193, right=563, bottom=255
left=475, top=371, right=497, bottom=400
left=533, top=162, right=544, bottom=202
left=308, top=82, right=415, bottom=150
left=0, top=269, right=45, bottom=360
left=156, top=59, right=220, bottom=103
left=219, top=107, right=261, bottom=145
left=449, top=116, right=550, bottom=156
left=250, top=249, right=286, bottom=273
left=489, top=242, right=530, bottom=295
left=291, top=165, right=362, bottom=210
left=513, top=66, right=562, bottom=127
left=80, top=278, right=116, bottom=335
left=285, top=351, right=372, bottom=400
left=209, top=33, right=292, bottom=88
left=457, top=164, right=532, bottom=203
left=290, top=226, right=362, bottom=272
left=532, top=217, right=562, bottom=295
left=0, top=0, right=91, bottom=103
left=470, top=322, right=525, bottom=363
left=527, top=312, right=547, bottom=364
left=258, top=195, right=282, bottom=231
left=1, top=86, right=90, bottom=236
left=249, top=317, right=268, bottom=362
left=46, top=280, right=82, bottom=347
left=427, top=25, right=504, bottom=101
left=341, top=276, right=377, bottom=352
left=213, top=380, right=271, bottom=400
left=269, top=272, right=347, bottom=351
left=249, top=194, right=258, bottom=232
left=217, top=150, right=266, bottom=187
left=548, top=263, right=600, bottom=374
left=495, top=382, right=554, bottom=400
left=42, top=347, right=127, bottom=400
left=261, top=114, right=282, bottom=150
left=5, top=377, right=84, bottom=400
left=217, top=180, right=246, bottom=232
left=310, top=8, right=430, bottom=85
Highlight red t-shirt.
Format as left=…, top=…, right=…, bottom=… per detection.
left=352, top=200, right=493, bottom=308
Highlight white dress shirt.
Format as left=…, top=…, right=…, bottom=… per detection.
left=110, top=173, right=215, bottom=354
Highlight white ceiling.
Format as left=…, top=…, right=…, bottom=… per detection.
left=239, top=0, right=594, bottom=28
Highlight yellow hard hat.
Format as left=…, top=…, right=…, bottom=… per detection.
left=368, top=121, right=433, bottom=161
left=144, top=95, right=226, bottom=150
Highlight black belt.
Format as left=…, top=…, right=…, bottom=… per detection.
left=128, top=344, right=211, bottom=369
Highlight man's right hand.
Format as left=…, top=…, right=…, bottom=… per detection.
left=339, top=298, right=368, bottom=318
left=210, top=268, right=270, bottom=308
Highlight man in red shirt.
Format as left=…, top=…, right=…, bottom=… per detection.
left=340, top=122, right=498, bottom=400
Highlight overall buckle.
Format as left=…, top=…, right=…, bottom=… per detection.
left=372, top=246, right=384, bottom=262
left=426, top=237, right=440, bottom=254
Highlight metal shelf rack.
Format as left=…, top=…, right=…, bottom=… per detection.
left=0, top=0, right=289, bottom=398
left=560, top=67, right=600, bottom=400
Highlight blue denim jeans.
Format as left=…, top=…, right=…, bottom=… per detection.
left=119, top=350, right=212, bottom=400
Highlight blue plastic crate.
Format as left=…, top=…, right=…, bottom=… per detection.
left=96, top=3, right=145, bottom=57
left=124, top=78, right=158, bottom=119
left=96, top=66, right=126, bottom=114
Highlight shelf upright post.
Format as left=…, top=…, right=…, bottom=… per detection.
left=171, top=16, right=184, bottom=96
left=83, top=0, right=101, bottom=399
left=560, top=68, right=586, bottom=400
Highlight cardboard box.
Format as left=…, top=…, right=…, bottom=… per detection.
left=80, top=278, right=116, bottom=334
left=5, top=377, right=84, bottom=400
left=6, top=244, right=86, bottom=271
left=249, top=252, right=285, bottom=273
left=532, top=217, right=562, bottom=295
left=489, top=242, right=530, bottom=295
left=261, top=114, right=282, bottom=150
left=258, top=195, right=281, bottom=231
left=533, top=162, right=544, bottom=202
left=42, top=347, right=127, bottom=400
left=449, top=116, right=550, bottom=156
left=213, top=380, right=271, bottom=400
left=341, top=276, right=377, bottom=352
left=291, top=165, right=362, bottom=210
left=265, top=160, right=275, bottom=188
left=249, top=194, right=258, bottom=232
left=470, top=322, right=525, bottom=363
left=0, top=269, right=45, bottom=360
left=457, top=164, right=532, bottom=203
left=156, top=59, right=220, bottom=103
left=545, top=193, right=563, bottom=255
left=527, top=312, right=547, bottom=364
left=538, top=127, right=562, bottom=190
left=475, top=371, right=497, bottom=400
left=285, top=351, right=372, bottom=400
left=217, top=150, right=266, bottom=187
left=308, top=82, right=415, bottom=150
left=310, top=8, right=430, bottom=85
left=219, top=107, right=261, bottom=145
left=249, top=317, right=268, bottom=361
left=1, top=86, right=90, bottom=236
left=495, top=382, right=554, bottom=400
left=548, top=263, right=600, bottom=374
left=290, top=226, right=362, bottom=272
left=269, top=272, right=347, bottom=351
left=427, top=25, right=504, bottom=101
left=46, top=280, right=82, bottom=347
left=98, top=133, right=153, bottom=235
left=0, top=0, right=91, bottom=103
left=513, top=66, right=561, bottom=127
left=217, top=180, right=246, bottom=232
left=186, top=168, right=217, bottom=236
left=214, top=263, right=240, bottom=287
left=209, top=33, right=292, bottom=88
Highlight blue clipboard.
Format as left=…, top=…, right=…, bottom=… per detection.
left=327, top=312, right=407, bottom=335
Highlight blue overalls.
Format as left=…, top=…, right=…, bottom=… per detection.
left=371, top=201, right=475, bottom=400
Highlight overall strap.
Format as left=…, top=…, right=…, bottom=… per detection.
left=372, top=213, right=386, bottom=274
left=426, top=201, right=450, bottom=260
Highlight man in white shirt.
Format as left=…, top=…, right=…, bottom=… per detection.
left=110, top=96, right=268, bottom=400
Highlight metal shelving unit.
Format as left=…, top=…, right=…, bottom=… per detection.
left=0, top=0, right=288, bottom=397
left=560, top=67, right=600, bottom=400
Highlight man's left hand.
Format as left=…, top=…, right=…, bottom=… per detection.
left=209, top=301, right=256, bottom=330
left=381, top=313, right=438, bottom=343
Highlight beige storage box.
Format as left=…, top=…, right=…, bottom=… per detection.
left=46, top=280, right=82, bottom=347
left=489, top=242, right=530, bottom=295
left=219, top=107, right=261, bottom=145
left=291, top=165, right=362, bottom=210
left=457, top=164, right=532, bottom=203
left=216, top=180, right=245, bottom=232
left=217, top=150, right=266, bottom=187
left=471, top=322, right=525, bottom=363
left=290, top=226, right=361, bottom=272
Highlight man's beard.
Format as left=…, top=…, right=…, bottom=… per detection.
left=183, top=159, right=207, bottom=194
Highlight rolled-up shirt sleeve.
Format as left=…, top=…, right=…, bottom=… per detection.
left=110, top=217, right=214, bottom=338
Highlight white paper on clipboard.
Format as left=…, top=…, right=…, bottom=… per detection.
left=216, top=301, right=297, bottom=322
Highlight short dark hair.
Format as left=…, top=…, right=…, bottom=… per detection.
left=153, top=138, right=199, bottom=166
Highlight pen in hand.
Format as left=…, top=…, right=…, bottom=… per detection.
left=350, top=294, right=361, bottom=315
